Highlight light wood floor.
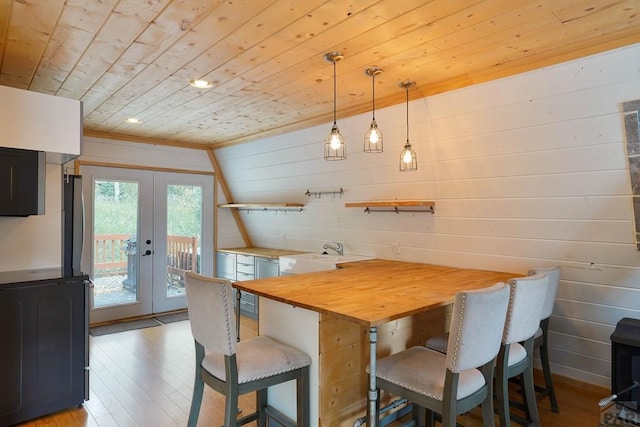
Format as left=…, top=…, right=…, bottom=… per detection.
left=18, top=316, right=620, bottom=426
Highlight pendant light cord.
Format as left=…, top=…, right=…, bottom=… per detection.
left=371, top=73, right=376, bottom=120
left=332, top=60, right=337, bottom=126
left=405, top=85, right=409, bottom=143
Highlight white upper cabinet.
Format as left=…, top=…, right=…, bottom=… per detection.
left=0, top=85, right=82, bottom=164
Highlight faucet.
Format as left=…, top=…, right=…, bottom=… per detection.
left=323, top=242, right=344, bottom=256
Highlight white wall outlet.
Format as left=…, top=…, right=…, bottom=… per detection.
left=391, top=243, right=401, bottom=254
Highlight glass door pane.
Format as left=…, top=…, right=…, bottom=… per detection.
left=152, top=172, right=213, bottom=313
left=92, top=179, right=139, bottom=308
left=165, top=184, right=203, bottom=298
left=82, top=166, right=153, bottom=324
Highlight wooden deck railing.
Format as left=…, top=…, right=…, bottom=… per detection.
left=167, top=235, right=198, bottom=286
left=93, top=234, right=198, bottom=282
left=94, top=234, right=131, bottom=275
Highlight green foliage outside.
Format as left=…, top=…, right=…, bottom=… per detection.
left=167, top=184, right=203, bottom=240
left=94, top=180, right=202, bottom=240
left=94, top=180, right=138, bottom=235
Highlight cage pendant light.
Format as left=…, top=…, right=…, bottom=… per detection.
left=399, top=80, right=417, bottom=171
left=324, top=52, right=346, bottom=160
left=364, top=67, right=383, bottom=153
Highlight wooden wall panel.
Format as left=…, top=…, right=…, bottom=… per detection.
left=547, top=331, right=610, bottom=361
left=318, top=307, right=450, bottom=425
left=0, top=0, right=65, bottom=88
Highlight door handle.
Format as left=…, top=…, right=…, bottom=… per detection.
left=142, top=250, right=152, bottom=256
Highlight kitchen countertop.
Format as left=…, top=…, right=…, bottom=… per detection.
left=234, top=259, right=518, bottom=327
left=217, top=247, right=307, bottom=259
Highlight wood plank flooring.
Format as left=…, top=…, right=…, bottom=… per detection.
left=17, top=315, right=622, bottom=426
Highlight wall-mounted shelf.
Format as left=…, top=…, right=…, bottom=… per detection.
left=344, top=200, right=435, bottom=214
left=218, top=203, right=304, bottom=213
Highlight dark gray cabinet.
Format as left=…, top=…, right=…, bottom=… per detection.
left=0, top=270, right=88, bottom=426
left=0, top=147, right=45, bottom=216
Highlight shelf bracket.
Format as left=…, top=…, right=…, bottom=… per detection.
left=238, top=207, right=304, bottom=214
left=305, top=187, right=344, bottom=199
left=364, top=206, right=435, bottom=214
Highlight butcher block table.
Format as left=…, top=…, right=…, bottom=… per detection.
left=234, top=259, right=517, bottom=427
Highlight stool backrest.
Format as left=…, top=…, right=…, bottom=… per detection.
left=503, top=273, right=549, bottom=345
left=528, top=266, right=560, bottom=321
left=446, top=282, right=510, bottom=373
left=185, top=272, right=237, bottom=356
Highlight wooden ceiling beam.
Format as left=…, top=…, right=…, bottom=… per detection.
left=207, top=148, right=252, bottom=249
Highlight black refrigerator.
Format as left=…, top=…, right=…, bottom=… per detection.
left=62, top=173, right=84, bottom=277
left=0, top=173, right=89, bottom=426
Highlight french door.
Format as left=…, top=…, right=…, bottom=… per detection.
left=81, top=166, right=213, bottom=324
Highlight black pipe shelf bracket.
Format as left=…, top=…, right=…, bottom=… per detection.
left=218, top=203, right=304, bottom=213
left=305, top=188, right=344, bottom=199
left=345, top=200, right=435, bottom=214
left=363, top=206, right=435, bottom=214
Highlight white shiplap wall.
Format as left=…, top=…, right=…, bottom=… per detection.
left=215, top=43, right=640, bottom=387
left=0, top=163, right=63, bottom=271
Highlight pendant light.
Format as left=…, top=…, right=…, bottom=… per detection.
left=324, top=52, right=346, bottom=160
left=399, top=80, right=417, bottom=172
left=364, top=67, right=383, bottom=153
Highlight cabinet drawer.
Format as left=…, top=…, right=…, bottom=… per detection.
left=236, top=254, right=254, bottom=265
left=255, top=257, right=279, bottom=279
left=240, top=292, right=256, bottom=304
left=236, top=271, right=255, bottom=281
left=236, top=262, right=255, bottom=275
left=239, top=299, right=257, bottom=317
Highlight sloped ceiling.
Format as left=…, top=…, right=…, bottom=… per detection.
left=1, top=0, right=639, bottom=149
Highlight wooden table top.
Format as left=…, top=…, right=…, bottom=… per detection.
left=233, top=259, right=519, bottom=327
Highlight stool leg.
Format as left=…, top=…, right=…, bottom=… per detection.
left=188, top=343, right=205, bottom=427
left=523, top=363, right=540, bottom=426
left=540, top=341, right=560, bottom=412
left=256, top=389, right=267, bottom=427
left=297, top=367, right=310, bottom=427
left=539, top=318, right=560, bottom=413
left=495, top=346, right=511, bottom=427
left=225, top=390, right=239, bottom=427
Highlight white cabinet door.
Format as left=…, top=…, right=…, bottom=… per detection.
left=256, top=257, right=279, bottom=279
left=216, top=252, right=236, bottom=280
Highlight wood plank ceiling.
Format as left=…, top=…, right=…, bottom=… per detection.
left=0, top=0, right=639, bottom=149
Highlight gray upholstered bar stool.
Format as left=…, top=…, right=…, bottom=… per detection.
left=495, top=273, right=549, bottom=427
left=372, top=282, right=511, bottom=427
left=528, top=266, right=561, bottom=413
left=425, top=273, right=549, bottom=427
left=184, top=272, right=311, bottom=427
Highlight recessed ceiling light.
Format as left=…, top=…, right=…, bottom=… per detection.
left=189, top=79, right=213, bottom=88
left=126, top=117, right=141, bottom=124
